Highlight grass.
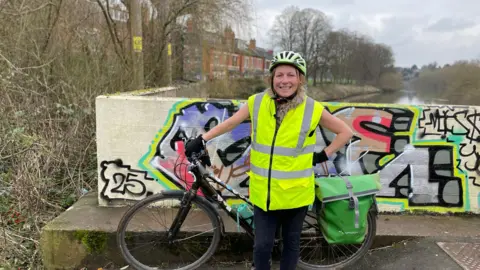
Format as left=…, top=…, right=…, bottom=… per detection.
left=0, top=53, right=129, bottom=268
left=308, top=84, right=382, bottom=101
left=308, top=78, right=357, bottom=85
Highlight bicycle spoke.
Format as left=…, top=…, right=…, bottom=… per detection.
left=300, top=238, right=318, bottom=262
left=298, top=210, right=376, bottom=269
left=117, top=193, right=221, bottom=269
left=128, top=240, right=162, bottom=252
left=173, top=228, right=216, bottom=243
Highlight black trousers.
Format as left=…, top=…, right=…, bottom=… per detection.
left=253, top=205, right=308, bottom=270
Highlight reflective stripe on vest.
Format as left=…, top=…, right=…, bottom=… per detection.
left=251, top=164, right=313, bottom=179
left=251, top=93, right=315, bottom=157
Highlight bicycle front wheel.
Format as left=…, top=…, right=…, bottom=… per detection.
left=117, top=191, right=222, bottom=270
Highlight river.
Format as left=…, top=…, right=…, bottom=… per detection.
left=339, top=90, right=449, bottom=105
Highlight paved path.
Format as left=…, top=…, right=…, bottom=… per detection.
left=343, top=237, right=463, bottom=270
left=202, top=237, right=476, bottom=269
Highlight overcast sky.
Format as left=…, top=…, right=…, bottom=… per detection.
left=248, top=0, right=480, bottom=68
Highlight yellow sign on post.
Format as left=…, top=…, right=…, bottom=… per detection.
left=133, top=36, right=142, bottom=52
left=168, top=43, right=172, bottom=56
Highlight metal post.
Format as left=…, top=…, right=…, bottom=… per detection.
left=129, top=0, right=144, bottom=89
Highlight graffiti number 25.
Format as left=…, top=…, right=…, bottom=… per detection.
left=111, top=172, right=146, bottom=195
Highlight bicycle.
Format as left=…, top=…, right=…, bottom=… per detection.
left=116, top=137, right=377, bottom=270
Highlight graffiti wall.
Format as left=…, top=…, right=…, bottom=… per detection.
left=96, top=95, right=480, bottom=213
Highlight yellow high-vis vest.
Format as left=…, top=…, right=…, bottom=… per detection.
left=247, top=92, right=324, bottom=211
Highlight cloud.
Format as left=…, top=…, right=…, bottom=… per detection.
left=425, top=18, right=476, bottom=32
left=250, top=0, right=480, bottom=67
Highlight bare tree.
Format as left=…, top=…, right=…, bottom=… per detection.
left=141, top=0, right=252, bottom=86
left=319, top=29, right=356, bottom=84
left=267, top=6, right=332, bottom=82
left=0, top=0, right=131, bottom=267
left=316, top=30, right=345, bottom=84
left=95, top=0, right=129, bottom=66
left=412, top=60, right=480, bottom=105
left=268, top=5, right=301, bottom=51
left=91, top=0, right=253, bottom=86
left=267, top=6, right=397, bottom=88
left=0, top=0, right=254, bottom=267
left=293, top=8, right=331, bottom=79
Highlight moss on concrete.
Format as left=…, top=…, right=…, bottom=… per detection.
left=40, top=228, right=124, bottom=269
left=40, top=230, right=88, bottom=269
left=74, top=230, right=108, bottom=254
left=380, top=209, right=479, bottom=217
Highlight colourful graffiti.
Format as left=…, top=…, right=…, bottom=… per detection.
left=138, top=100, right=252, bottom=195
left=98, top=98, right=480, bottom=213
left=328, top=105, right=466, bottom=211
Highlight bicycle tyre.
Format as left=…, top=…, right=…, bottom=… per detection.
left=298, top=210, right=377, bottom=270
left=117, top=191, right=222, bottom=270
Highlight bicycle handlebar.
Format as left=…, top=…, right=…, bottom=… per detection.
left=183, top=134, right=212, bottom=176
left=183, top=133, right=369, bottom=178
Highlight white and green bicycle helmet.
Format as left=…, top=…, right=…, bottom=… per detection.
left=269, top=51, right=307, bottom=76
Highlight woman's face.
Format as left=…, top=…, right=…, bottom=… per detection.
left=273, top=65, right=300, bottom=97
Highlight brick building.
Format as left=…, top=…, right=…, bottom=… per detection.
left=179, top=18, right=274, bottom=82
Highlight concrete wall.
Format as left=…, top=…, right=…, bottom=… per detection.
left=96, top=91, right=480, bottom=214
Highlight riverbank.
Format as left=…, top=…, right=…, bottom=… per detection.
left=171, top=79, right=386, bottom=101
left=411, top=62, right=480, bottom=106
left=308, top=84, right=383, bottom=101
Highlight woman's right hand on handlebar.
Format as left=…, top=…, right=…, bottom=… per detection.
left=185, top=135, right=206, bottom=156
left=185, top=135, right=211, bottom=166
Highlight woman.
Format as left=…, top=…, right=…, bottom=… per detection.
left=185, top=51, right=353, bottom=270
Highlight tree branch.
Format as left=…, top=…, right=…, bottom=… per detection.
left=104, top=0, right=124, bottom=53
left=95, top=0, right=128, bottom=67
left=0, top=2, right=53, bottom=15
left=41, top=0, right=63, bottom=55
left=154, top=0, right=200, bottom=64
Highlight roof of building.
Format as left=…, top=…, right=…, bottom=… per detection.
left=181, top=22, right=273, bottom=59
left=234, top=39, right=273, bottom=59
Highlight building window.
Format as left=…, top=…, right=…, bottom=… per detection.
left=233, top=56, right=238, bottom=66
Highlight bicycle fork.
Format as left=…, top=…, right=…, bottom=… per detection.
left=167, top=189, right=196, bottom=243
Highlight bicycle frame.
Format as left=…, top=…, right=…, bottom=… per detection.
left=168, top=147, right=371, bottom=242
left=168, top=156, right=257, bottom=240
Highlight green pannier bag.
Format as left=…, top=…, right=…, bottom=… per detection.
left=314, top=173, right=381, bottom=245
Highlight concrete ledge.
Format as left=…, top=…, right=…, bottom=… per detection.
left=104, top=83, right=207, bottom=98
left=40, top=193, right=480, bottom=269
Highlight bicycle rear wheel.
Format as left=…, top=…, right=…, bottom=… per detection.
left=117, top=191, right=222, bottom=270
left=297, top=208, right=377, bottom=269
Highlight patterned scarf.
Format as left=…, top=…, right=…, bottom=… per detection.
left=266, top=86, right=306, bottom=123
